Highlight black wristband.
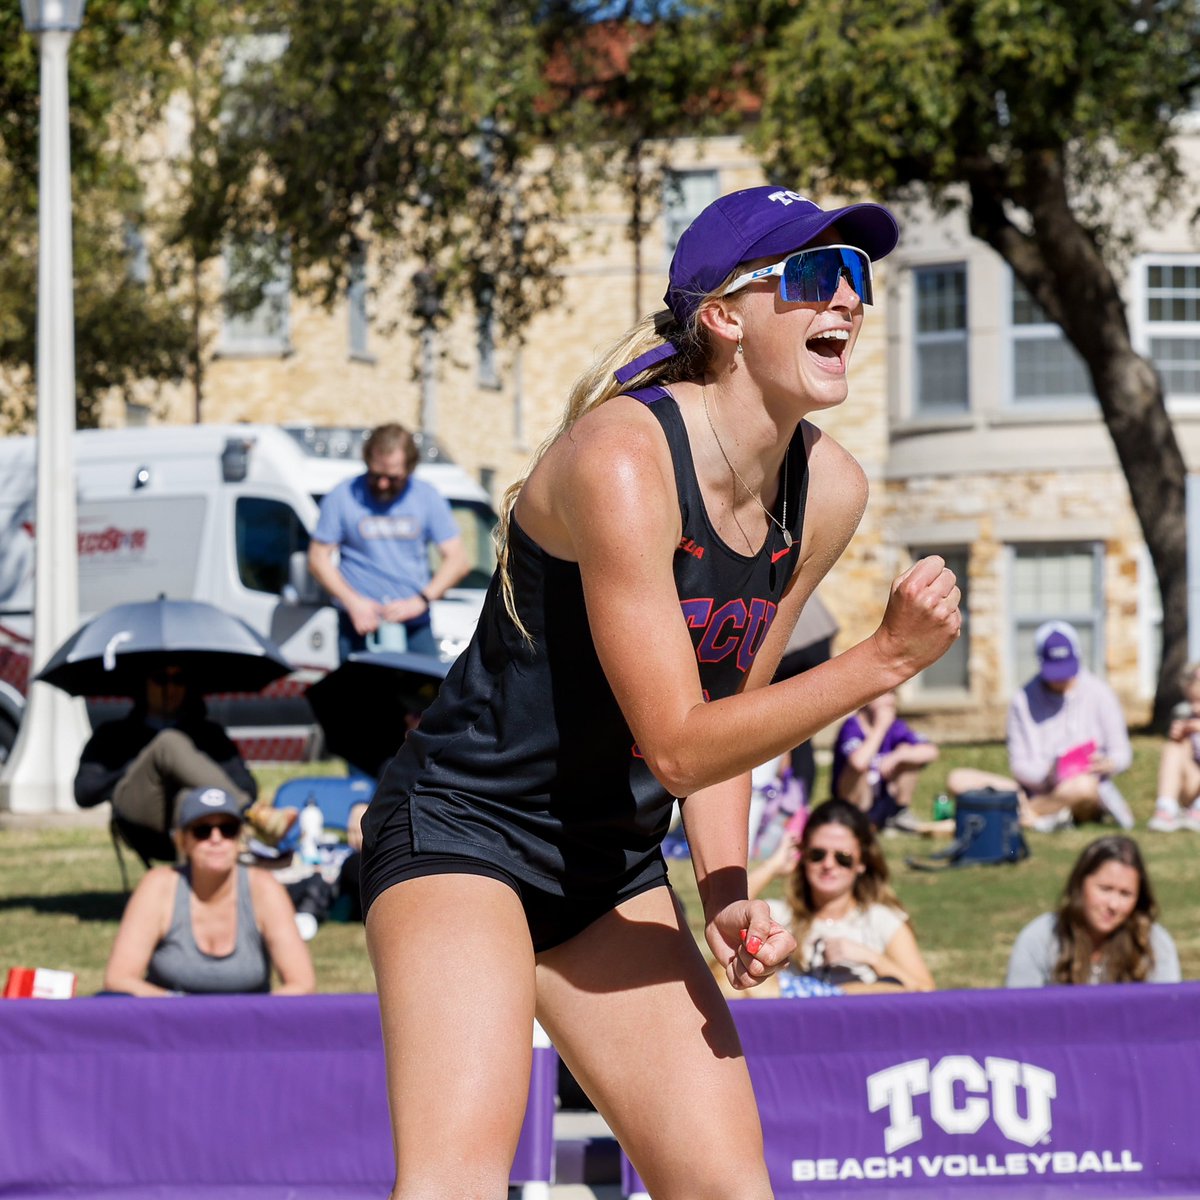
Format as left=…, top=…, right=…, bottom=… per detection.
left=419, top=590, right=433, bottom=607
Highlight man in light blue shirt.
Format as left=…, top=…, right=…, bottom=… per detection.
left=309, top=424, right=468, bottom=658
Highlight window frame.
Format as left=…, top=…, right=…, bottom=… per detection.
left=1005, top=271, right=1095, bottom=409
left=662, top=169, right=720, bottom=261
left=218, top=238, right=293, bottom=358
left=1006, top=541, right=1105, bottom=692
left=912, top=262, right=970, bottom=415
left=909, top=544, right=971, bottom=695
left=347, top=246, right=374, bottom=363
left=1130, top=252, right=1200, bottom=405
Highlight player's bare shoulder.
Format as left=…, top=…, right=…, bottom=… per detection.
left=801, top=419, right=868, bottom=519
left=520, top=395, right=675, bottom=560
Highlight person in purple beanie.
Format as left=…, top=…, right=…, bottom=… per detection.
left=360, top=185, right=961, bottom=1198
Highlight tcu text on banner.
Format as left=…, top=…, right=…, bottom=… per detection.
left=622, top=983, right=1200, bottom=1198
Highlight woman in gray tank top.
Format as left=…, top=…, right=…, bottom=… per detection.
left=103, top=786, right=314, bottom=996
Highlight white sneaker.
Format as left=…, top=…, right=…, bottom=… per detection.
left=1148, top=806, right=1182, bottom=833
left=885, top=807, right=924, bottom=835
left=1030, top=807, right=1074, bottom=833
left=1182, top=807, right=1200, bottom=834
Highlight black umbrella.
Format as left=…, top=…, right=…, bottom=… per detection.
left=305, top=650, right=451, bottom=778
left=36, top=597, right=293, bottom=698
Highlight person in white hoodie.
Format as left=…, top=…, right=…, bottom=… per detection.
left=946, top=620, right=1133, bottom=832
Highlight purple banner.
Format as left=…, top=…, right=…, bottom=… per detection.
left=0, top=994, right=556, bottom=1198
left=624, top=983, right=1200, bottom=1198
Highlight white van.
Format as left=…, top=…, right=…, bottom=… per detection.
left=0, top=424, right=497, bottom=763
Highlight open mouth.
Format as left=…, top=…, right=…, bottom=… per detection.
left=806, top=328, right=849, bottom=370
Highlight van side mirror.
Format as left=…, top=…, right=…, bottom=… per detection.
left=282, top=550, right=323, bottom=605
left=221, top=437, right=254, bottom=483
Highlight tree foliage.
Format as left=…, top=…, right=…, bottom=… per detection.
left=202, top=1, right=574, bottom=340
left=537, top=1, right=739, bottom=318
left=738, top=0, right=1200, bottom=724
left=0, top=0, right=216, bottom=428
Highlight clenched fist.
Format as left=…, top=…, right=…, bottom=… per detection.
left=873, top=556, right=961, bottom=680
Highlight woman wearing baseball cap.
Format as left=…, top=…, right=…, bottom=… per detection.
left=102, top=786, right=315, bottom=997
left=361, top=185, right=960, bottom=1197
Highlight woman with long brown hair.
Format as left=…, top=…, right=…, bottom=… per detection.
left=749, top=799, right=934, bottom=992
left=1006, top=835, right=1180, bottom=986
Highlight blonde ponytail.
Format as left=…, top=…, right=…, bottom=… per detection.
left=496, top=302, right=715, bottom=640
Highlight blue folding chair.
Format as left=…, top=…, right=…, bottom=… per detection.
left=272, top=775, right=376, bottom=849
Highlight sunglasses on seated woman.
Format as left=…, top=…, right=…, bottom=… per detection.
left=187, top=819, right=242, bottom=841
left=804, top=847, right=856, bottom=869
left=722, top=244, right=874, bottom=306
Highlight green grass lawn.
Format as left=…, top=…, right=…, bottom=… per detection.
left=1, top=736, right=1195, bottom=995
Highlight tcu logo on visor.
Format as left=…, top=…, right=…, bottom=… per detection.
left=867, top=1056, right=1057, bottom=1152
left=767, top=189, right=812, bottom=207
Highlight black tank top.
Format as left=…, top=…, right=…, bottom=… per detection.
left=361, top=387, right=809, bottom=896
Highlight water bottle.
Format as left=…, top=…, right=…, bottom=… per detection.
left=932, top=793, right=955, bottom=822
left=299, top=797, right=324, bottom=866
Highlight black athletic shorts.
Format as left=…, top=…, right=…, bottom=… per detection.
left=359, top=793, right=671, bottom=953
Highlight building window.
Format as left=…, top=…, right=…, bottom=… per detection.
left=1137, top=256, right=1200, bottom=401
left=221, top=32, right=289, bottom=137
left=663, top=170, right=719, bottom=259
left=474, top=271, right=501, bottom=390
left=123, top=221, right=150, bottom=286
left=220, top=238, right=291, bottom=357
left=1009, top=275, right=1093, bottom=405
left=1010, top=543, right=1103, bottom=685
left=913, top=264, right=968, bottom=413
left=911, top=547, right=970, bottom=690
left=348, top=246, right=372, bottom=361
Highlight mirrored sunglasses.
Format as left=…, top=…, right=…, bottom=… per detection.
left=804, top=846, right=856, bottom=869
left=187, top=819, right=242, bottom=842
left=722, top=244, right=874, bottom=306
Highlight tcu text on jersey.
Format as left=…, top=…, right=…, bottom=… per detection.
left=681, top=597, right=777, bottom=673
left=867, top=1056, right=1057, bottom=1153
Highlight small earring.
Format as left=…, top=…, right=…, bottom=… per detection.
left=736, top=332, right=744, bottom=355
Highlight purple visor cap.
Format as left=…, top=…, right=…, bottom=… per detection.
left=666, top=185, right=899, bottom=324
left=1038, top=631, right=1080, bottom=683
left=615, top=186, right=899, bottom=384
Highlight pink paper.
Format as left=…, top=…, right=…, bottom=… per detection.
left=1056, top=739, right=1097, bottom=780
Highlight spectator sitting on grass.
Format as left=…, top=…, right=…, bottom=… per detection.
left=748, top=799, right=934, bottom=993
left=102, top=787, right=315, bottom=997
left=946, top=620, right=1133, bottom=834
left=831, top=689, right=938, bottom=833
left=1148, top=659, right=1200, bottom=833
left=1005, top=835, right=1180, bottom=987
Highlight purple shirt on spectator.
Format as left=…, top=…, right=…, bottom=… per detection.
left=832, top=714, right=927, bottom=825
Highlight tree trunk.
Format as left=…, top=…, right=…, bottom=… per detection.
left=968, top=158, right=1189, bottom=728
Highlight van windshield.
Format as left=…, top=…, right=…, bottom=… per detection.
left=445, top=500, right=498, bottom=590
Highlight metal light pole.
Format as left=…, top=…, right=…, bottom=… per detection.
left=0, top=0, right=91, bottom=814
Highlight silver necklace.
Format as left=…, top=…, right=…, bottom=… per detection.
left=702, top=385, right=792, bottom=549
